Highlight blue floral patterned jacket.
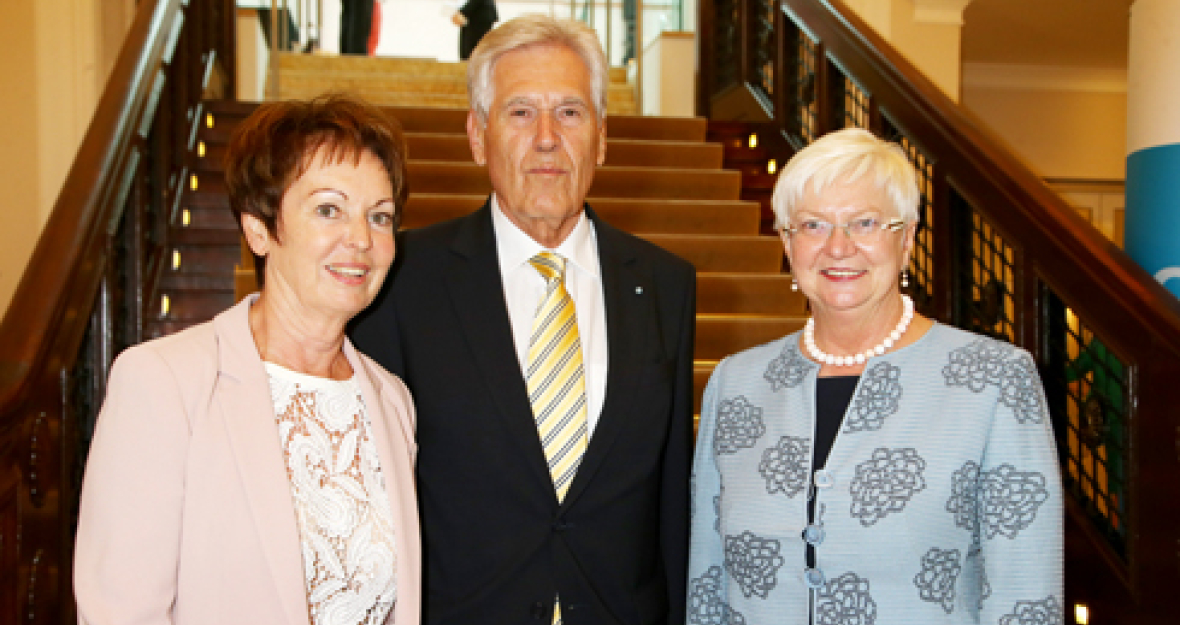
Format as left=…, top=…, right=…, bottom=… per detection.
left=687, top=323, right=1063, bottom=625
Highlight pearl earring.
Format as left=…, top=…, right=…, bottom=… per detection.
left=791, top=276, right=799, bottom=291
left=901, top=270, right=909, bottom=288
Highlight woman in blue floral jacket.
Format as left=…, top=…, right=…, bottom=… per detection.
left=687, top=128, right=1062, bottom=625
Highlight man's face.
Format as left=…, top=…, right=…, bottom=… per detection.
left=467, top=44, right=606, bottom=246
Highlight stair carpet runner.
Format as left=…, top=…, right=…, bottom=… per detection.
left=159, top=56, right=807, bottom=415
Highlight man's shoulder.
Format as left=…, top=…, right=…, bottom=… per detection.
left=400, top=212, right=471, bottom=249
left=593, top=217, right=694, bottom=279
left=395, top=209, right=486, bottom=267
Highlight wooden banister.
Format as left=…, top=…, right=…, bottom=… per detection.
left=0, top=1, right=235, bottom=622
left=701, top=0, right=1180, bottom=621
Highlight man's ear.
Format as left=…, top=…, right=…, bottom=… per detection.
left=242, top=213, right=272, bottom=257
left=467, top=109, right=487, bottom=166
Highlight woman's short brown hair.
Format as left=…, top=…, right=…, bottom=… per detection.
left=223, top=94, right=409, bottom=279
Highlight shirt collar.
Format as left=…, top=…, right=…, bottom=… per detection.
left=491, top=193, right=599, bottom=279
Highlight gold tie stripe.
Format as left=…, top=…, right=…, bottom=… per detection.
left=526, top=252, right=588, bottom=502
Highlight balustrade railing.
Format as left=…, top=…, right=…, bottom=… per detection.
left=0, top=1, right=235, bottom=622
left=700, top=0, right=1180, bottom=621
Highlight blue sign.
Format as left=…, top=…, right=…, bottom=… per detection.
left=1126, top=142, right=1180, bottom=299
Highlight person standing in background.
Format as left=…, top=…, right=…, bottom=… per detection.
left=341, top=0, right=375, bottom=54
left=451, top=0, right=498, bottom=60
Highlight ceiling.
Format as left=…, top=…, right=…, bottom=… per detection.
left=961, top=0, right=1133, bottom=69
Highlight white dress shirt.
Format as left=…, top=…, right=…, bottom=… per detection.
left=491, top=195, right=608, bottom=435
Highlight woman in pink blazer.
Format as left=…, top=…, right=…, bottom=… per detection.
left=74, top=95, right=420, bottom=625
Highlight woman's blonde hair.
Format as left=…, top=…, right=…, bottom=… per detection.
left=771, top=128, right=920, bottom=229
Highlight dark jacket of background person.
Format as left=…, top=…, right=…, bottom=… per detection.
left=458, top=0, right=498, bottom=60
left=341, top=0, right=375, bottom=54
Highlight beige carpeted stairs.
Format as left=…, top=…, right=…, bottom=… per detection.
left=162, top=56, right=803, bottom=413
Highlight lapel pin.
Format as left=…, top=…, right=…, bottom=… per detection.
left=635, top=286, right=644, bottom=295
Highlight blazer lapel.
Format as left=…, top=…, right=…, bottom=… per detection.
left=445, top=206, right=556, bottom=495
left=561, top=211, right=654, bottom=508
left=212, top=300, right=310, bottom=625
left=347, top=343, right=421, bottom=625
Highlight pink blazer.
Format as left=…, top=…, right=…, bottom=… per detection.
left=74, top=296, right=420, bottom=625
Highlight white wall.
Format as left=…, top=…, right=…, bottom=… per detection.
left=641, top=31, right=694, bottom=117
left=0, top=0, right=132, bottom=316
left=299, top=0, right=676, bottom=66
left=962, top=65, right=1127, bottom=180
left=844, top=0, right=965, bottom=102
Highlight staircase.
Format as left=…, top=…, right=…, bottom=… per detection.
left=166, top=97, right=802, bottom=412
left=9, top=2, right=1180, bottom=622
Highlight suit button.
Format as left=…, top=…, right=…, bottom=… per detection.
left=531, top=602, right=547, bottom=619
left=553, top=518, right=572, bottom=531
left=802, top=524, right=825, bottom=545
left=804, top=567, right=826, bottom=589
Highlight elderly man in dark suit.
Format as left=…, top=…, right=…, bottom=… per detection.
left=352, top=14, right=695, bottom=625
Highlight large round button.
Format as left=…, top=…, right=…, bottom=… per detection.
left=813, top=470, right=834, bottom=489
left=804, top=567, right=826, bottom=589
left=802, top=524, right=825, bottom=545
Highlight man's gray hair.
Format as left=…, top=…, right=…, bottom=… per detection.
left=467, top=14, right=609, bottom=123
left=770, top=128, right=921, bottom=230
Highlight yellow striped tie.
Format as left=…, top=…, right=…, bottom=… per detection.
left=526, top=252, right=588, bottom=502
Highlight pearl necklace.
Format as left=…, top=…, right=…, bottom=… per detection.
left=803, top=295, right=914, bottom=367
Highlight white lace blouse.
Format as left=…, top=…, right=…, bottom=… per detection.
left=266, top=362, right=397, bottom=625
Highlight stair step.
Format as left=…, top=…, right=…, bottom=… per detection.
left=199, top=135, right=724, bottom=171
left=165, top=245, right=239, bottom=274
left=279, top=53, right=469, bottom=77
left=153, top=290, right=235, bottom=322
left=640, top=234, right=783, bottom=273
left=203, top=103, right=707, bottom=143
left=182, top=200, right=239, bottom=229
left=277, top=83, right=637, bottom=116
left=599, top=139, right=723, bottom=169
left=402, top=195, right=761, bottom=235
left=402, top=162, right=741, bottom=200
left=170, top=227, right=240, bottom=246
left=276, top=72, right=637, bottom=100
left=159, top=272, right=237, bottom=291
left=695, top=314, right=803, bottom=361
left=698, top=273, right=805, bottom=314
left=274, top=52, right=630, bottom=83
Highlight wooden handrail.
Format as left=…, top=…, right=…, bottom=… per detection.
left=0, top=0, right=177, bottom=412
left=0, top=1, right=235, bottom=622
left=701, top=0, right=1180, bottom=621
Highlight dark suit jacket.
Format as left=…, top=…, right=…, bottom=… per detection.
left=457, top=0, right=497, bottom=59
left=352, top=202, right=695, bottom=625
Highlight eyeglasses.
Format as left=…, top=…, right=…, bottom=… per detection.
left=783, top=217, right=907, bottom=242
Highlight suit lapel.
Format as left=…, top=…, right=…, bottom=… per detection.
left=445, top=206, right=556, bottom=495
left=561, top=211, right=654, bottom=508
left=212, top=300, right=310, bottom=625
